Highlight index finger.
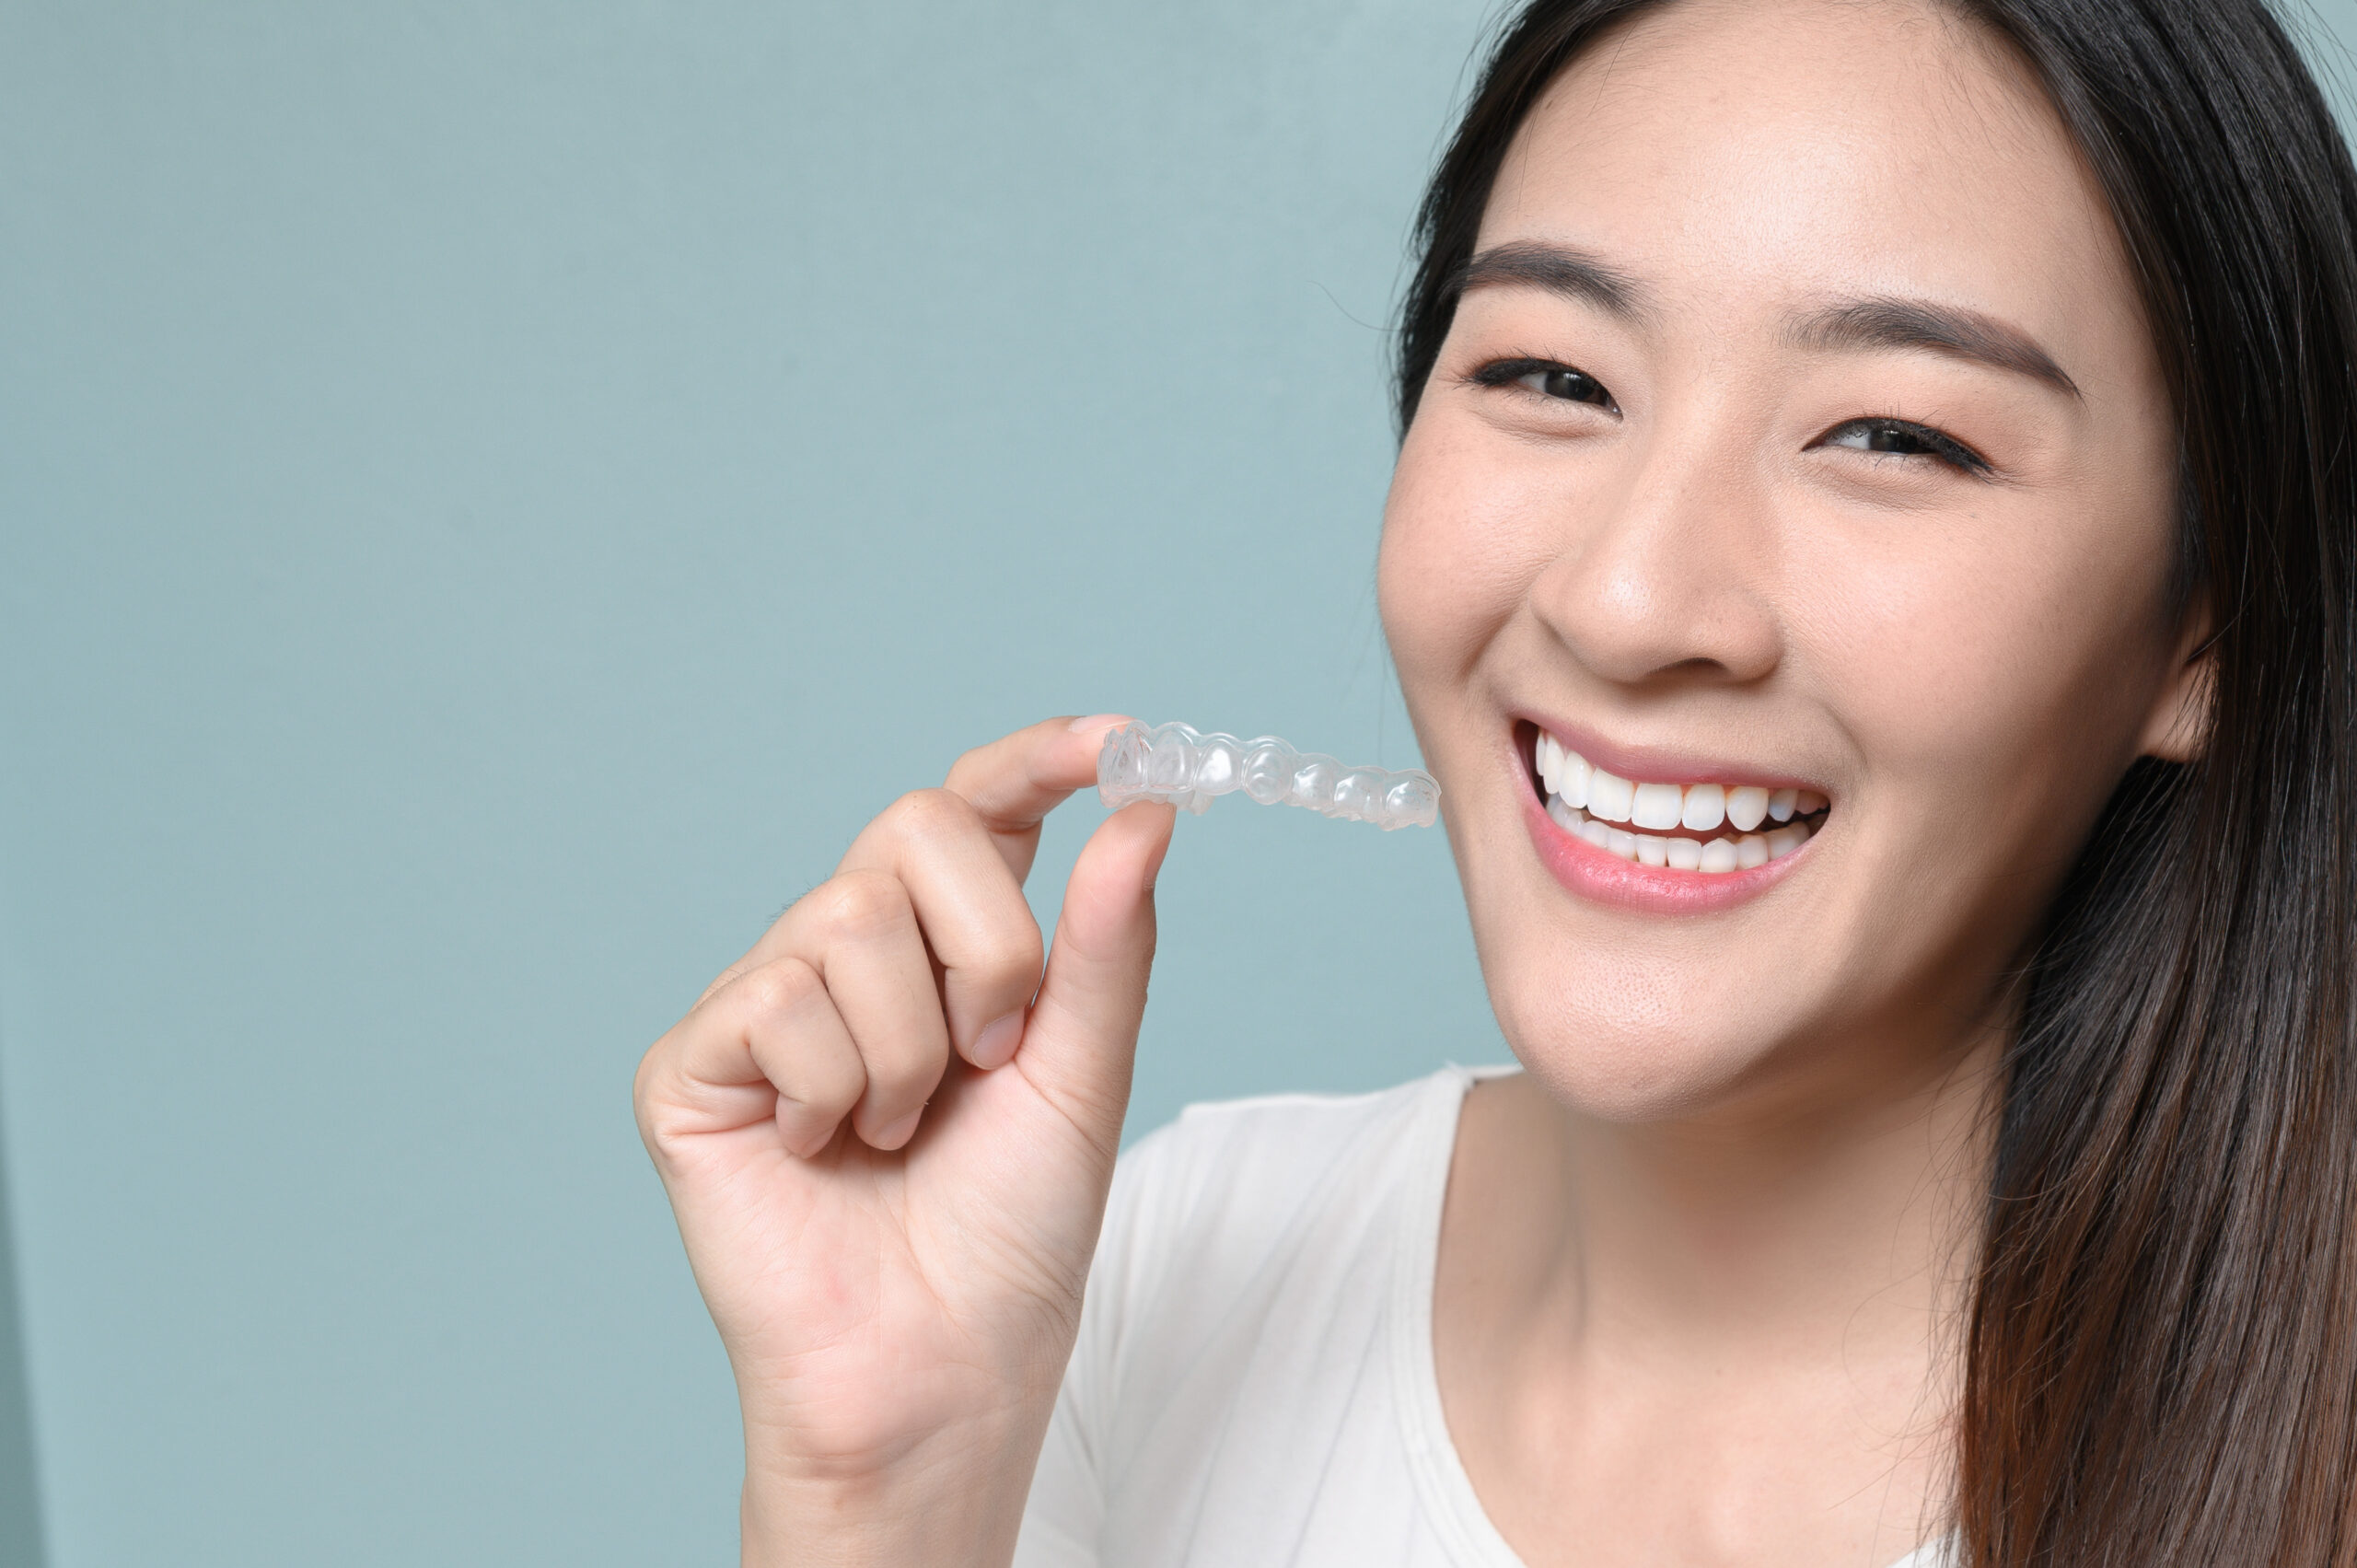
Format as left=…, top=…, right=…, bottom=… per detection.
left=939, top=713, right=1132, bottom=880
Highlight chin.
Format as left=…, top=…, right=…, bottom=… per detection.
left=1476, top=943, right=1806, bottom=1124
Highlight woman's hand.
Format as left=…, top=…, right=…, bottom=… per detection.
left=633, top=715, right=1176, bottom=1568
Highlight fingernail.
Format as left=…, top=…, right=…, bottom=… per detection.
left=971, top=1011, right=1025, bottom=1070
left=872, top=1109, right=922, bottom=1149
left=1069, top=712, right=1130, bottom=733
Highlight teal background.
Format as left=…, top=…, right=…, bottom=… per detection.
left=1, top=4, right=2352, bottom=1564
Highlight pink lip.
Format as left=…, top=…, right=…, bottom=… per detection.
left=1524, top=795, right=1809, bottom=913
left=1509, top=713, right=1823, bottom=915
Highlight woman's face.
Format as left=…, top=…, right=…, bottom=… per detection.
left=1381, top=0, right=2198, bottom=1121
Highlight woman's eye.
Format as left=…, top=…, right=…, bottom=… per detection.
left=1818, top=417, right=1990, bottom=474
left=1523, top=366, right=1614, bottom=407
left=1472, top=357, right=1620, bottom=413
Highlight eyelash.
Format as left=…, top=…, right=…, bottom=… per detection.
left=1818, top=416, right=1992, bottom=475
left=1468, top=356, right=1992, bottom=476
left=1469, top=355, right=1620, bottom=414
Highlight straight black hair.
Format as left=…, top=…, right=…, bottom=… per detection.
left=1397, top=2, right=2357, bottom=1562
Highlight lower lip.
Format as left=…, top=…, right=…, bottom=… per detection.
left=1523, top=794, right=1809, bottom=914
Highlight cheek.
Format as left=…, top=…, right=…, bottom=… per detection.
left=1796, top=499, right=2175, bottom=840
left=1378, top=415, right=1548, bottom=687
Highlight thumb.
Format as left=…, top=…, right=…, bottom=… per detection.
left=1014, top=799, right=1178, bottom=1155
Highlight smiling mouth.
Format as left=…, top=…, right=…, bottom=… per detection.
left=1520, top=722, right=1829, bottom=873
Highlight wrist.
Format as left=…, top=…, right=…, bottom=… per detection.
left=738, top=1406, right=1051, bottom=1568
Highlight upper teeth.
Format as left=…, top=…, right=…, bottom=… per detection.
left=1536, top=730, right=1826, bottom=873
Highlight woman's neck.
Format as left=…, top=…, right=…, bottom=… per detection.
left=1434, top=1025, right=2004, bottom=1567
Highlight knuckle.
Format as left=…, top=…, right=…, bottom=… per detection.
left=886, top=786, right=979, bottom=846
left=734, top=955, right=824, bottom=1019
left=813, top=869, right=913, bottom=944
left=945, top=737, right=1003, bottom=786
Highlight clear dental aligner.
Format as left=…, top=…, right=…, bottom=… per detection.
left=1533, top=727, right=1829, bottom=872
left=1097, top=721, right=1441, bottom=830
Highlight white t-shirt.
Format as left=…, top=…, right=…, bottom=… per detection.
left=1016, top=1066, right=1954, bottom=1568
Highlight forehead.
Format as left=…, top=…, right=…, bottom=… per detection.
left=1479, top=0, right=2143, bottom=366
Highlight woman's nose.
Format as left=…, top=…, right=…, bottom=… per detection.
left=1530, top=441, right=1784, bottom=690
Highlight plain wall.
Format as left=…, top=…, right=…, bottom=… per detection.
left=1, top=4, right=1486, bottom=1563
left=3, top=3, right=2354, bottom=1564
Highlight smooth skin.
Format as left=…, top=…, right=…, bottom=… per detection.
left=635, top=716, right=1174, bottom=1566
left=638, top=2, right=2214, bottom=1564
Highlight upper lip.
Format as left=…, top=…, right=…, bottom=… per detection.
left=1514, top=712, right=1831, bottom=796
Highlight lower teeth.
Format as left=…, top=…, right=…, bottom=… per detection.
left=1548, top=795, right=1814, bottom=871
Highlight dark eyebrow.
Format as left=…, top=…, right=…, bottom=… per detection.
left=1453, top=240, right=1654, bottom=321
left=1794, top=296, right=2082, bottom=399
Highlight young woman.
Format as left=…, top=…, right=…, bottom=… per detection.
left=635, top=1, right=2357, bottom=1562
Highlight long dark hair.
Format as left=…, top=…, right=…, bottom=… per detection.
left=1397, top=2, right=2357, bottom=1562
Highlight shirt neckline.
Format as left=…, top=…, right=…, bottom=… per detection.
left=1388, top=1066, right=1528, bottom=1567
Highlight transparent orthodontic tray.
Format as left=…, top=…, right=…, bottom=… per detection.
left=1096, top=720, right=1440, bottom=830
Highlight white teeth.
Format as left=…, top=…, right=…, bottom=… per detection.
left=1547, top=799, right=1814, bottom=871
left=1534, top=731, right=1826, bottom=874
left=1587, top=768, right=1635, bottom=823
left=1631, top=782, right=1683, bottom=830
left=1562, top=749, right=1591, bottom=809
